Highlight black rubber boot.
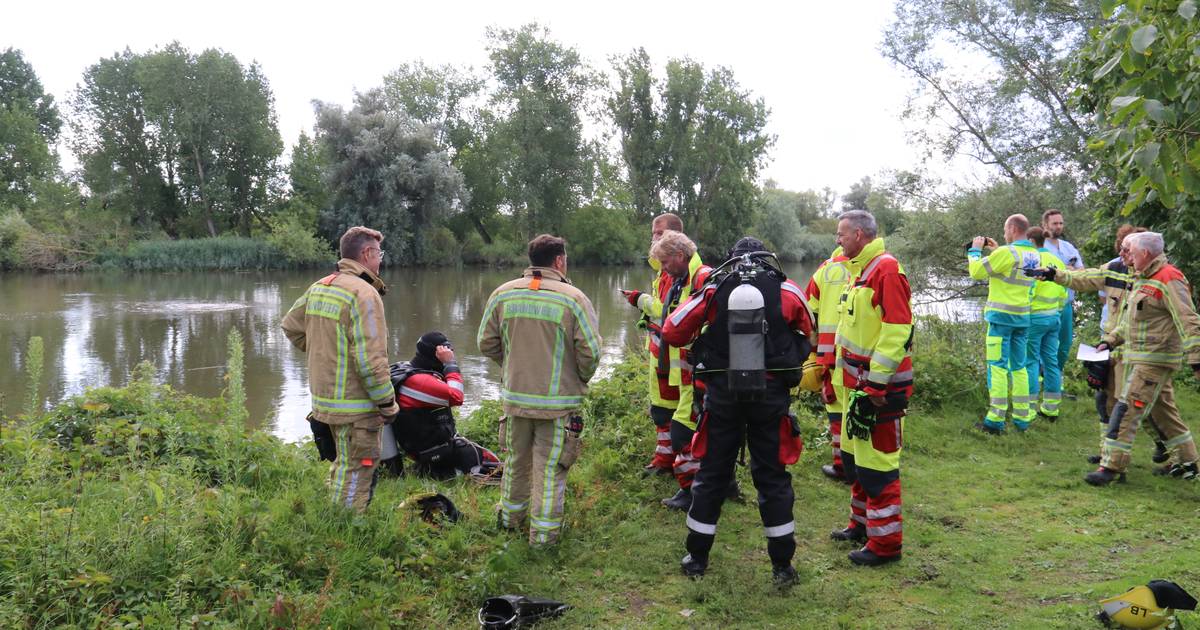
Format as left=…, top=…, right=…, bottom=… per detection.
left=848, top=547, right=901, bottom=566
left=830, top=525, right=867, bottom=544
left=772, top=564, right=799, bottom=588
left=641, top=463, right=672, bottom=479
left=1167, top=462, right=1199, bottom=480
left=680, top=553, right=707, bottom=578
left=1086, top=454, right=1102, bottom=465
left=1152, top=441, right=1170, bottom=464
left=661, top=488, right=693, bottom=511
left=1084, top=467, right=1126, bottom=486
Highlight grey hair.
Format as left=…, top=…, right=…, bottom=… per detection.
left=1126, top=231, right=1164, bottom=256
left=649, top=230, right=696, bottom=260
left=838, top=210, right=878, bottom=238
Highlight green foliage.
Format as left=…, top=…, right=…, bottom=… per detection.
left=610, top=51, right=773, bottom=260
left=881, top=1, right=1099, bottom=191
left=0, top=48, right=61, bottom=209
left=1074, top=0, right=1200, bottom=281
left=910, top=317, right=986, bottom=410
left=314, top=90, right=466, bottom=266
left=424, top=226, right=462, bottom=266
left=24, top=336, right=43, bottom=416
left=3, top=347, right=1200, bottom=627
left=118, top=237, right=286, bottom=271
left=265, top=214, right=333, bottom=267
left=71, top=42, right=283, bottom=238
left=487, top=24, right=597, bottom=238
left=564, top=204, right=641, bottom=265
left=225, top=330, right=247, bottom=429
left=460, top=233, right=525, bottom=267
left=0, top=208, right=32, bottom=270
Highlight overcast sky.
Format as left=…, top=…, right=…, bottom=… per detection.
left=5, top=0, right=936, bottom=196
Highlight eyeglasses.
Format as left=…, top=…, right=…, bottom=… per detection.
left=366, top=248, right=386, bottom=259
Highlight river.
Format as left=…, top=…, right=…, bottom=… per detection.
left=1, top=262, right=984, bottom=441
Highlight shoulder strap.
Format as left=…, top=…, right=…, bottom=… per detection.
left=318, top=272, right=338, bottom=286
left=529, top=269, right=542, bottom=291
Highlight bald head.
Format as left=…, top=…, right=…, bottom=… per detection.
left=1004, top=214, right=1030, bottom=243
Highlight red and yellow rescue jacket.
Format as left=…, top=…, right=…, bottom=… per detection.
left=834, top=238, right=914, bottom=398
left=805, top=247, right=850, bottom=369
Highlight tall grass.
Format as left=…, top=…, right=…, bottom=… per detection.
left=24, top=336, right=43, bottom=416
left=117, top=237, right=290, bottom=271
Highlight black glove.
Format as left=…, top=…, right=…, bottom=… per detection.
left=1023, top=267, right=1056, bottom=281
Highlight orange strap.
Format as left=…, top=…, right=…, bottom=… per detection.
left=361, top=458, right=374, bottom=467
left=529, top=275, right=542, bottom=291
left=318, top=272, right=338, bottom=286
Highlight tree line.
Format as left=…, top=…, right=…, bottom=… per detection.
left=0, top=25, right=843, bottom=271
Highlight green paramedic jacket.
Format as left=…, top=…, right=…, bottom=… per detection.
left=281, top=258, right=397, bottom=426
left=477, top=267, right=602, bottom=419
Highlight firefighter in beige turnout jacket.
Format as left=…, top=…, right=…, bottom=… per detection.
left=478, top=234, right=602, bottom=544
left=282, top=227, right=399, bottom=513
left=1089, top=232, right=1200, bottom=484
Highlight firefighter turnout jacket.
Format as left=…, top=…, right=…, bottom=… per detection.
left=477, top=267, right=602, bottom=419
left=1102, top=254, right=1200, bottom=368
left=281, top=258, right=397, bottom=425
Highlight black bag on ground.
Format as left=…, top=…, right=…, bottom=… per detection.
left=478, top=595, right=569, bottom=629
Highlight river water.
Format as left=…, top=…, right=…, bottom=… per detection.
left=0, top=265, right=798, bottom=440
left=1, top=262, right=982, bottom=441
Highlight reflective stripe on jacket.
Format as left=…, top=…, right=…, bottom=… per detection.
left=805, top=247, right=850, bottom=368
left=835, top=238, right=913, bottom=397
left=281, top=258, right=395, bottom=425
left=968, top=240, right=1039, bottom=325
left=1104, top=255, right=1200, bottom=368
left=1056, top=260, right=1133, bottom=338
left=477, top=267, right=602, bottom=419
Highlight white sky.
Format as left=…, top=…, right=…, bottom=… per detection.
left=5, top=0, right=935, bottom=196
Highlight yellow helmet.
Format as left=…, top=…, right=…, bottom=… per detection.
left=1099, top=581, right=1196, bottom=629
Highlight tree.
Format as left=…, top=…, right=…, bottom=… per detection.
left=609, top=52, right=774, bottom=259
left=70, top=43, right=283, bottom=237
left=314, top=90, right=466, bottom=265
left=880, top=0, right=1102, bottom=202
left=487, top=23, right=597, bottom=237
left=609, top=48, right=662, bottom=219
left=1073, top=0, right=1200, bottom=281
left=382, top=61, right=499, bottom=243
left=0, top=48, right=61, bottom=208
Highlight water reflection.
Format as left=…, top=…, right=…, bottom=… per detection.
left=1, top=262, right=830, bottom=441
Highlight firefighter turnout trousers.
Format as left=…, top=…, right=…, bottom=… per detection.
left=984, top=322, right=1032, bottom=430
left=685, top=389, right=796, bottom=568
left=329, top=420, right=383, bottom=514
left=842, top=395, right=905, bottom=558
left=499, top=415, right=582, bottom=545
left=1102, top=364, right=1198, bottom=473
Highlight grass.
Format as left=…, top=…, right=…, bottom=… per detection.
left=2, top=324, right=1199, bottom=628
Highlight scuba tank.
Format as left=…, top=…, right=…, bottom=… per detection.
left=726, top=267, right=767, bottom=394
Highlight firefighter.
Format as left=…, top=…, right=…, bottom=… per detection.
left=661, top=236, right=814, bottom=586
left=281, top=226, right=398, bottom=514
left=805, top=247, right=851, bottom=482
left=968, top=214, right=1041, bottom=433
left=620, top=213, right=694, bottom=480
left=1047, top=232, right=1200, bottom=485
left=639, top=230, right=713, bottom=510
left=827, top=210, right=913, bottom=567
left=1024, top=227, right=1067, bottom=420
left=1033, top=226, right=1168, bottom=466
left=478, top=235, right=601, bottom=545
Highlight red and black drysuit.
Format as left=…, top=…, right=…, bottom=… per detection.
left=386, top=359, right=499, bottom=479
left=662, top=264, right=813, bottom=570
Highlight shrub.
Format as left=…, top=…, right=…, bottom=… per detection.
left=565, top=204, right=641, bottom=265
left=423, top=226, right=462, bottom=266
left=265, top=215, right=334, bottom=267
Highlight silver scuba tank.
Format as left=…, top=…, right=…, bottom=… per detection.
left=727, top=280, right=767, bottom=393
left=380, top=422, right=399, bottom=460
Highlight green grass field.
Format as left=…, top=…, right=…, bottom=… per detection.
left=2, top=342, right=1198, bottom=628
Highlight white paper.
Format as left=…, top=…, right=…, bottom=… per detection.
left=1077, top=343, right=1110, bottom=362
